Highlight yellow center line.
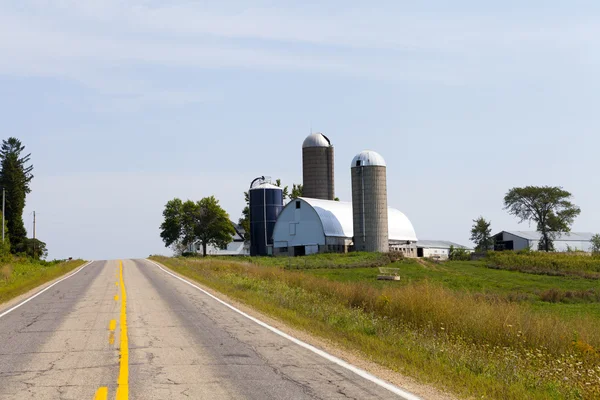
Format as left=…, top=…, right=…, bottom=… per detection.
left=94, top=387, right=108, bottom=400
left=114, top=295, right=119, bottom=301
left=109, top=320, right=116, bottom=331
left=116, top=260, right=129, bottom=400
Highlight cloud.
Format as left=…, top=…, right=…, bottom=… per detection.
left=1, top=1, right=598, bottom=109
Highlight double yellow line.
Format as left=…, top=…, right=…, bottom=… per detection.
left=95, top=260, right=129, bottom=400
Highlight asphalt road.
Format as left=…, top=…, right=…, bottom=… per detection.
left=0, top=259, right=416, bottom=400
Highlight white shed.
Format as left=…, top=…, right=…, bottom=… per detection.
left=272, top=197, right=417, bottom=256
left=493, top=231, right=594, bottom=252
left=416, top=240, right=472, bottom=259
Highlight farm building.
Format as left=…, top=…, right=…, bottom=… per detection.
left=188, top=222, right=249, bottom=256
left=493, top=231, right=594, bottom=252
left=272, top=197, right=418, bottom=256
left=416, top=240, right=472, bottom=259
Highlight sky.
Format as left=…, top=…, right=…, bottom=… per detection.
left=1, top=0, right=598, bottom=260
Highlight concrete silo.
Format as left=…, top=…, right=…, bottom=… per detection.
left=302, top=133, right=334, bottom=200
left=351, top=150, right=389, bottom=253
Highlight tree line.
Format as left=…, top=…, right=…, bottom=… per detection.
left=470, top=185, right=599, bottom=254
left=0, top=138, right=46, bottom=259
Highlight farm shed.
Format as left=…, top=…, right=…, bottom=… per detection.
left=493, top=231, right=594, bottom=252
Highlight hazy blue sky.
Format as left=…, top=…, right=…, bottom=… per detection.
left=1, top=1, right=598, bottom=260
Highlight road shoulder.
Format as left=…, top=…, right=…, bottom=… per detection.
left=0, top=260, right=90, bottom=315
left=145, top=258, right=458, bottom=400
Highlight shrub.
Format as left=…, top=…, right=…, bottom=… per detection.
left=486, top=251, right=600, bottom=278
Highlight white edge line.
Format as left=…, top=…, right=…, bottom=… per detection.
left=146, top=259, right=421, bottom=400
left=0, top=260, right=95, bottom=319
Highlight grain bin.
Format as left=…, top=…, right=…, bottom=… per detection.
left=351, top=151, right=388, bottom=253
left=249, top=178, right=283, bottom=256
left=302, top=133, right=334, bottom=200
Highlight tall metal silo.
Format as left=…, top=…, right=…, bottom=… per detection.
left=249, top=177, right=284, bottom=256
left=302, top=133, right=334, bottom=200
left=351, top=151, right=389, bottom=253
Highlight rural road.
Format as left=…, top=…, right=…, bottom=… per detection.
left=0, top=259, right=417, bottom=400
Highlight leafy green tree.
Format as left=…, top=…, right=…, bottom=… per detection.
left=160, top=198, right=184, bottom=250
left=591, top=234, right=600, bottom=255
left=290, top=183, right=303, bottom=199
left=24, top=238, right=47, bottom=260
left=503, top=186, right=581, bottom=252
left=193, top=196, right=236, bottom=256
left=238, top=191, right=250, bottom=241
left=0, top=138, right=34, bottom=253
left=470, top=217, right=493, bottom=252
left=160, top=196, right=235, bottom=257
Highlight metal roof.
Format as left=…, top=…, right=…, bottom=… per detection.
left=417, top=240, right=472, bottom=250
left=298, top=197, right=417, bottom=242
left=351, top=150, right=386, bottom=168
left=302, top=132, right=331, bottom=148
left=499, top=231, right=595, bottom=241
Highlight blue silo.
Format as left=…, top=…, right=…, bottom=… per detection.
left=249, top=178, right=284, bottom=256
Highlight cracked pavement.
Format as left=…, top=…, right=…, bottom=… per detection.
left=0, top=259, right=404, bottom=399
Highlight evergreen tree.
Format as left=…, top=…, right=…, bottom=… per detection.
left=0, top=138, right=34, bottom=253
left=470, top=217, right=493, bottom=252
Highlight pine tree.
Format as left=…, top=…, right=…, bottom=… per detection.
left=0, top=138, right=34, bottom=253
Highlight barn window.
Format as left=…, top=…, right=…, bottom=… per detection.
left=296, top=201, right=301, bottom=209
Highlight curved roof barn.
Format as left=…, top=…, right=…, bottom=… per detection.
left=272, top=197, right=417, bottom=249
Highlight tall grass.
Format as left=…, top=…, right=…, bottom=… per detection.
left=0, top=257, right=86, bottom=304
left=152, top=256, right=600, bottom=399
left=487, top=251, right=600, bottom=278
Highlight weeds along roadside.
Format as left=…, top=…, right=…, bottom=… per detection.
left=151, top=256, right=600, bottom=399
left=0, top=258, right=87, bottom=304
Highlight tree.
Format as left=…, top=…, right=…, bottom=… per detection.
left=591, top=234, right=600, bottom=255
left=193, top=196, right=236, bottom=256
left=238, top=191, right=250, bottom=241
left=160, top=196, right=235, bottom=257
left=503, top=186, right=581, bottom=252
left=0, top=138, right=34, bottom=253
left=470, top=217, right=493, bottom=252
left=290, top=183, right=303, bottom=200
left=24, top=238, right=47, bottom=260
left=160, top=198, right=184, bottom=249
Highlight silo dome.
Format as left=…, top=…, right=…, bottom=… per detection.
left=303, top=133, right=331, bottom=148
left=351, top=150, right=386, bottom=168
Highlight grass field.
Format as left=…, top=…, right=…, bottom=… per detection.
left=151, top=254, right=600, bottom=399
left=305, top=259, right=600, bottom=320
left=0, top=258, right=87, bottom=305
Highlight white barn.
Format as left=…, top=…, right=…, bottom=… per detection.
left=416, top=240, right=473, bottom=259
left=272, top=197, right=418, bottom=256
left=493, top=231, right=594, bottom=252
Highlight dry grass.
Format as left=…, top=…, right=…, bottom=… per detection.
left=151, top=256, right=600, bottom=399
left=0, top=264, right=12, bottom=281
